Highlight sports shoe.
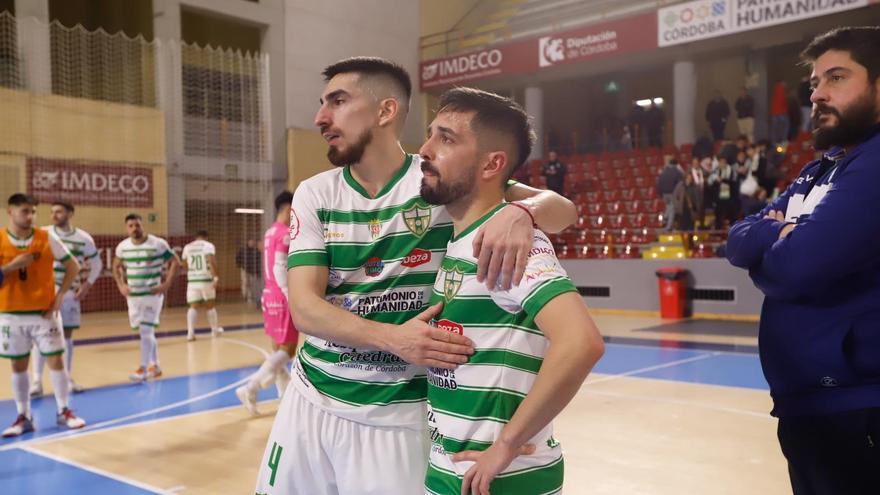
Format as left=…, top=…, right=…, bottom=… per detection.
left=56, top=407, right=86, bottom=429
left=29, top=381, right=43, bottom=398
left=2, top=414, right=35, bottom=437
left=212, top=327, right=224, bottom=337
left=147, top=365, right=163, bottom=379
left=186, top=332, right=196, bottom=342
left=275, top=368, right=291, bottom=400
left=68, top=380, right=85, bottom=394
left=235, top=385, right=259, bottom=416
left=129, top=366, right=147, bottom=382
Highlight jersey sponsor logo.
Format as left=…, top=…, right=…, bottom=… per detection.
left=289, top=207, right=300, bottom=240
left=354, top=289, right=424, bottom=316
left=402, top=202, right=432, bottom=236
left=327, top=269, right=343, bottom=288
left=402, top=248, right=432, bottom=268
left=428, top=367, right=458, bottom=390
left=364, top=256, right=384, bottom=277
left=435, top=318, right=463, bottom=335
left=368, top=219, right=382, bottom=240
left=323, top=227, right=345, bottom=240
left=524, top=264, right=562, bottom=282
left=442, top=267, right=464, bottom=302
left=528, top=246, right=555, bottom=258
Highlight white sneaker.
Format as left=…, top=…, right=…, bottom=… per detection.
left=275, top=368, right=291, bottom=400
left=235, top=385, right=259, bottom=416
left=129, top=366, right=147, bottom=382
left=186, top=331, right=196, bottom=342
left=69, top=380, right=85, bottom=394
left=29, top=381, right=43, bottom=398
left=56, top=408, right=86, bottom=429
left=2, top=414, right=35, bottom=437
left=212, top=327, right=224, bottom=337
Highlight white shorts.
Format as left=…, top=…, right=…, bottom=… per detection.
left=0, top=313, right=65, bottom=359
left=255, top=387, right=429, bottom=495
left=127, top=295, right=164, bottom=330
left=59, top=291, right=81, bottom=330
left=187, top=283, right=216, bottom=304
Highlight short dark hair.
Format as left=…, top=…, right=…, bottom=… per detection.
left=8, top=193, right=37, bottom=207
left=323, top=56, right=412, bottom=109
left=437, top=87, right=535, bottom=177
left=801, top=27, right=880, bottom=83
left=52, top=201, right=74, bottom=212
left=275, top=191, right=293, bottom=212
left=125, top=213, right=142, bottom=222
left=195, top=229, right=208, bottom=238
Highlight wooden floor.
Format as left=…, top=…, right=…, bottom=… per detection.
left=0, top=303, right=790, bottom=494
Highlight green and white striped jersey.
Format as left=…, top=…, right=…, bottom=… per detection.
left=181, top=239, right=215, bottom=284
left=287, top=154, right=453, bottom=428
left=44, top=226, right=100, bottom=291
left=114, top=235, right=175, bottom=297
left=424, top=204, right=576, bottom=495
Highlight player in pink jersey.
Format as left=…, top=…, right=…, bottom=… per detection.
left=236, top=191, right=299, bottom=415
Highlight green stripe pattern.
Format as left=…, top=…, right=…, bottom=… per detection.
left=116, top=235, right=173, bottom=297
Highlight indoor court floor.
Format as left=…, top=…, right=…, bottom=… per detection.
left=0, top=304, right=789, bottom=494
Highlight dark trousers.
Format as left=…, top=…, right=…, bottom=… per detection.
left=778, top=408, right=880, bottom=495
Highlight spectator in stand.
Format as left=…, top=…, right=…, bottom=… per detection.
left=770, top=80, right=790, bottom=144
left=701, top=155, right=719, bottom=223
left=657, top=158, right=683, bottom=231
left=706, top=90, right=731, bottom=141
left=627, top=102, right=646, bottom=148
left=740, top=187, right=769, bottom=217
left=689, top=157, right=707, bottom=228
left=692, top=135, right=715, bottom=161
left=541, top=150, right=567, bottom=195
left=735, top=87, right=756, bottom=142
left=646, top=102, right=665, bottom=148
left=798, top=75, right=813, bottom=133
left=711, top=156, right=741, bottom=229
left=674, top=172, right=699, bottom=231
left=620, top=125, right=633, bottom=151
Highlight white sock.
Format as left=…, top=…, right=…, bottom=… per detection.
left=206, top=308, right=219, bottom=332
left=64, top=339, right=74, bottom=375
left=186, top=308, right=197, bottom=337
left=138, top=326, right=153, bottom=369
left=49, top=369, right=70, bottom=413
left=251, top=350, right=291, bottom=390
left=12, top=372, right=30, bottom=417
left=149, top=330, right=160, bottom=368
left=32, top=348, right=45, bottom=384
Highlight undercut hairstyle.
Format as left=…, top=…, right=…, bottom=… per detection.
left=125, top=213, right=142, bottom=222
left=196, top=229, right=208, bottom=238
left=438, top=87, right=536, bottom=177
left=322, top=57, right=412, bottom=115
left=275, top=190, right=293, bottom=212
left=8, top=193, right=38, bottom=207
left=52, top=201, right=75, bottom=212
left=801, top=27, right=880, bottom=83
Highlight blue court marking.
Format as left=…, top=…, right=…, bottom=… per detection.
left=0, top=448, right=158, bottom=494
left=75, top=323, right=264, bottom=346
left=603, top=335, right=759, bottom=354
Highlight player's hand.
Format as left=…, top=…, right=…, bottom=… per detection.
left=764, top=210, right=785, bottom=222
left=151, top=283, right=170, bottom=295
left=778, top=223, right=796, bottom=240
left=212, top=277, right=219, bottom=289
left=454, top=442, right=536, bottom=495
left=75, top=281, right=92, bottom=301
left=3, top=253, right=35, bottom=273
left=389, top=303, right=474, bottom=369
left=118, top=284, right=131, bottom=297
left=473, top=205, right=533, bottom=291
left=43, top=296, right=63, bottom=319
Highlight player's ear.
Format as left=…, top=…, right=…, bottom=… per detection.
left=481, top=151, right=508, bottom=180
left=377, top=98, right=399, bottom=128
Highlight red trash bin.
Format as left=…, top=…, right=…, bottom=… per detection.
left=655, top=267, right=688, bottom=319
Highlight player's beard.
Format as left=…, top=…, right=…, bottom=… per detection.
left=813, top=86, right=879, bottom=150
left=420, top=160, right=476, bottom=205
left=327, top=128, right=373, bottom=167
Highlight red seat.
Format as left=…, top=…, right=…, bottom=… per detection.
left=606, top=201, right=622, bottom=215
left=589, top=216, right=606, bottom=229
left=619, top=244, right=641, bottom=259
left=624, top=200, right=643, bottom=214
left=620, top=188, right=637, bottom=201
left=648, top=213, right=665, bottom=229
left=617, top=178, right=634, bottom=189
left=608, top=214, right=628, bottom=229
left=588, top=229, right=610, bottom=244
left=602, top=190, right=620, bottom=202
left=691, top=243, right=715, bottom=258
left=595, top=245, right=617, bottom=259
left=574, top=244, right=596, bottom=259
left=585, top=191, right=601, bottom=203
left=587, top=203, right=606, bottom=215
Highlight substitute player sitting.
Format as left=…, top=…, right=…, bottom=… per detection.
left=419, top=88, right=605, bottom=495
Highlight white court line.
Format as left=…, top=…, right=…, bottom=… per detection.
left=19, top=444, right=168, bottom=494
left=585, top=351, right=722, bottom=385
left=0, top=337, right=270, bottom=452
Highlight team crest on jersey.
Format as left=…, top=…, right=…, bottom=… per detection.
left=442, top=267, right=464, bottom=302
left=401, top=203, right=431, bottom=237
left=368, top=219, right=382, bottom=240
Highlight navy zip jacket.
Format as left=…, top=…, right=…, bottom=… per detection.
left=726, top=125, right=880, bottom=417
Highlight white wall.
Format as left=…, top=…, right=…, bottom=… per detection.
left=284, top=0, right=424, bottom=146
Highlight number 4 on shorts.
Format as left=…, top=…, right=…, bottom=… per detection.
left=268, top=441, right=283, bottom=487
